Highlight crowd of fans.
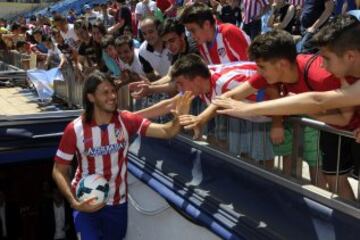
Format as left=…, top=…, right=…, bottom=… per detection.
left=1, top=0, right=360, bottom=204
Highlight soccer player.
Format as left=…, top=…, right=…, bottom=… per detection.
left=52, top=71, right=193, bottom=240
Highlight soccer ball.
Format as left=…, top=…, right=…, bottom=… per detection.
left=76, top=174, right=110, bottom=205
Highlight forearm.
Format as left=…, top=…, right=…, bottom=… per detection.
left=52, top=163, right=77, bottom=206
left=147, top=117, right=181, bottom=139
left=267, top=11, right=276, bottom=27
left=311, top=109, right=353, bottom=127
left=197, top=104, right=218, bottom=126
left=135, top=96, right=176, bottom=119
left=107, top=21, right=123, bottom=34
left=222, top=82, right=257, bottom=100
left=309, top=1, right=334, bottom=31
left=152, top=74, right=171, bottom=85
left=151, top=83, right=177, bottom=94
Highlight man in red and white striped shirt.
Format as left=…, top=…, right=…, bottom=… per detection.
left=180, top=2, right=250, bottom=64
left=52, top=71, right=193, bottom=240
left=288, top=0, right=304, bottom=7
left=242, top=0, right=269, bottom=39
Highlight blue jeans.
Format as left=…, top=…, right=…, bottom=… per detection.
left=296, top=31, right=316, bottom=54
left=73, top=203, right=128, bottom=240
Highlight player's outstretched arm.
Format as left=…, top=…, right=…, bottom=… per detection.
left=145, top=91, right=194, bottom=139
left=135, top=94, right=179, bottom=119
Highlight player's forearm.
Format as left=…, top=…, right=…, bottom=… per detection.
left=52, top=163, right=77, bottom=206
left=135, top=97, right=176, bottom=119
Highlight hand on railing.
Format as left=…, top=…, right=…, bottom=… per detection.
left=270, top=126, right=285, bottom=145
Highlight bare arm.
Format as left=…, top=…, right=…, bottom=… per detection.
left=278, top=5, right=295, bottom=30
left=307, top=0, right=334, bottom=33
left=135, top=95, right=178, bottom=119
left=52, top=163, right=77, bottom=206
left=310, top=108, right=354, bottom=127
left=214, top=81, right=360, bottom=117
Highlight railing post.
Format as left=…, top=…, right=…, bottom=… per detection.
left=291, top=121, right=304, bottom=179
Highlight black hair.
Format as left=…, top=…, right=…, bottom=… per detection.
left=248, top=29, right=297, bottom=63
left=139, top=16, right=161, bottom=30
left=179, top=2, right=215, bottom=26
left=115, top=35, right=133, bottom=49
left=158, top=18, right=185, bottom=37
left=10, top=22, right=21, bottom=32
left=53, top=15, right=66, bottom=23
left=312, top=15, right=360, bottom=56
left=74, top=19, right=88, bottom=31
left=101, top=34, right=115, bottom=49
left=15, top=40, right=27, bottom=49
left=42, top=35, right=52, bottom=43
left=82, top=70, right=115, bottom=123
left=92, top=20, right=107, bottom=35
left=30, top=15, right=37, bottom=22
left=170, top=54, right=211, bottom=80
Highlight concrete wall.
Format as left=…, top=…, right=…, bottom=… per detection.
left=0, top=2, right=49, bottom=18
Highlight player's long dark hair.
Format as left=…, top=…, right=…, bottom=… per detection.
left=82, top=70, right=115, bottom=123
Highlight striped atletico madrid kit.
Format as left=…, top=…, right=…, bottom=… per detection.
left=288, top=0, right=304, bottom=7
left=198, top=24, right=251, bottom=65
left=242, top=0, right=269, bottom=24
left=200, top=61, right=263, bottom=105
left=54, top=111, right=150, bottom=205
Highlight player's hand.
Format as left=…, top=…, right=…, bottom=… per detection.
left=71, top=197, right=105, bottom=213
left=270, top=126, right=285, bottom=145
left=171, top=91, right=194, bottom=117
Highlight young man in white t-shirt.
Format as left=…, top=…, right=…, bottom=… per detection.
left=53, top=15, right=79, bottom=49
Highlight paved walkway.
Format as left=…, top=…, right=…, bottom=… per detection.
left=0, top=87, right=41, bottom=116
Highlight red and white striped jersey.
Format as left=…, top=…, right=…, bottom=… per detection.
left=198, top=24, right=250, bottom=65
left=199, top=61, right=260, bottom=104
left=288, top=0, right=304, bottom=7
left=242, top=0, right=269, bottom=24
left=54, top=111, right=150, bottom=205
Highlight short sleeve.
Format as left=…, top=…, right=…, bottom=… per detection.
left=248, top=73, right=269, bottom=90
left=120, top=111, right=151, bottom=137
left=54, top=122, right=77, bottom=165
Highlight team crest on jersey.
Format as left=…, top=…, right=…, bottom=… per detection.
left=115, top=128, right=125, bottom=142
left=217, top=48, right=226, bottom=57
